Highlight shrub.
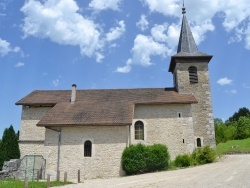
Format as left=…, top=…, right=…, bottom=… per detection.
left=121, top=144, right=147, bottom=175
left=174, top=154, right=191, bottom=167
left=146, top=144, right=170, bottom=172
left=192, top=146, right=216, bottom=165
left=121, top=144, right=170, bottom=175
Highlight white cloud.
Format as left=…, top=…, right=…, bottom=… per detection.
left=106, top=20, right=126, bottom=42
left=136, top=15, right=149, bottom=31
left=89, top=0, right=122, bottom=11
left=217, top=77, right=233, bottom=85
left=151, top=23, right=168, bottom=42
left=230, top=90, right=237, bottom=94
left=116, top=34, right=168, bottom=73
left=0, top=38, right=20, bottom=56
left=15, top=62, right=24, bottom=67
left=141, top=0, right=180, bottom=17
left=116, top=59, right=132, bottom=73
left=52, top=79, right=60, bottom=87
left=141, top=0, right=250, bottom=51
left=21, top=0, right=105, bottom=62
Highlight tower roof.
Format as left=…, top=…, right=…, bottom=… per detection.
left=168, top=4, right=212, bottom=73
left=177, top=6, right=198, bottom=53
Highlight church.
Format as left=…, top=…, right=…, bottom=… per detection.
left=16, top=5, right=216, bottom=180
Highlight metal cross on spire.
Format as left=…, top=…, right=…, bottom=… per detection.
left=182, top=0, right=186, bottom=14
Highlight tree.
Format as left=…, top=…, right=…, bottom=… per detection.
left=227, top=107, right=250, bottom=123
left=0, top=125, right=20, bottom=170
left=235, top=117, right=250, bottom=139
left=214, top=118, right=223, bottom=125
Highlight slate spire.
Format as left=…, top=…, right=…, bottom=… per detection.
left=177, top=2, right=198, bottom=53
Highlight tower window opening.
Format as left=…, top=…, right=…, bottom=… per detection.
left=188, top=66, right=198, bottom=83
left=197, top=138, right=201, bottom=147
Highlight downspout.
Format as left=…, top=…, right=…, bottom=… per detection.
left=57, top=128, right=61, bottom=181
left=128, top=125, right=131, bottom=146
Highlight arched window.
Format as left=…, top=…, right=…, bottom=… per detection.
left=135, top=121, right=144, bottom=140
left=84, top=140, right=92, bottom=157
left=188, top=66, right=198, bottom=84
left=197, top=138, right=201, bottom=147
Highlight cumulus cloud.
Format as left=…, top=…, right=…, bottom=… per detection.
left=0, top=38, right=20, bottom=56
left=15, top=62, right=25, bottom=67
left=217, top=77, right=233, bottom=85
left=116, top=34, right=168, bottom=73
left=21, top=0, right=103, bottom=60
left=141, top=0, right=250, bottom=50
left=89, top=0, right=122, bottom=11
left=136, top=14, right=149, bottom=31
left=20, top=0, right=125, bottom=62
left=141, top=0, right=180, bottom=17
left=116, top=59, right=132, bottom=73
left=52, top=79, right=60, bottom=87
left=106, top=20, right=126, bottom=42
left=230, top=90, right=237, bottom=94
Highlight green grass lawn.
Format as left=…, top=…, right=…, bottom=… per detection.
left=216, top=138, right=250, bottom=155
left=0, top=179, right=73, bottom=188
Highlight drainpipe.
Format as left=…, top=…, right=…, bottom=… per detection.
left=57, top=128, right=61, bottom=181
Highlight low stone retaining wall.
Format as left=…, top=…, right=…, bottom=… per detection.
left=223, top=152, right=250, bottom=155
left=0, top=159, right=21, bottom=180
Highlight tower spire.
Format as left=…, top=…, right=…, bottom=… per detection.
left=182, top=0, right=186, bottom=14
left=177, top=2, right=198, bottom=53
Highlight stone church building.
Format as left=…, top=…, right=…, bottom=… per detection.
left=16, top=6, right=216, bottom=180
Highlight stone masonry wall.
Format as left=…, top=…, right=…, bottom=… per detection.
left=44, top=126, right=128, bottom=181
left=19, top=106, right=52, bottom=158
left=174, top=62, right=216, bottom=148
left=132, top=104, right=195, bottom=159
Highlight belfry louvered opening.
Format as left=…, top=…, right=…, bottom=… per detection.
left=188, top=66, right=198, bottom=84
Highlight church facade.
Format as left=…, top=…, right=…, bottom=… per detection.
left=16, top=7, right=215, bottom=181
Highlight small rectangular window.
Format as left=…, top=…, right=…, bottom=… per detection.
left=178, top=112, right=182, bottom=118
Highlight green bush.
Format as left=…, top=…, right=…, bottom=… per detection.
left=121, top=144, right=147, bottom=175
left=146, top=144, right=170, bottom=172
left=192, top=146, right=216, bottom=165
left=121, top=144, right=170, bottom=175
left=174, top=154, right=191, bottom=167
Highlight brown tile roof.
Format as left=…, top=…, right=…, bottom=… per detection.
left=16, top=88, right=197, bottom=126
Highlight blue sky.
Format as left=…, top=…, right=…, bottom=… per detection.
left=1, top=0, right=250, bottom=138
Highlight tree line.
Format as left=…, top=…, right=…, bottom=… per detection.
left=215, top=107, right=250, bottom=144
left=0, top=125, right=20, bottom=171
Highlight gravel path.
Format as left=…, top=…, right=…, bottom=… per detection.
left=60, top=155, right=250, bottom=188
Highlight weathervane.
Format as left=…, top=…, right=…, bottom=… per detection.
left=182, top=0, right=186, bottom=14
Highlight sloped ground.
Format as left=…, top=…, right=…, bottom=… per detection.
left=61, top=155, right=250, bottom=188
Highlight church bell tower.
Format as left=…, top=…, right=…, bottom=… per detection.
left=169, top=3, right=216, bottom=148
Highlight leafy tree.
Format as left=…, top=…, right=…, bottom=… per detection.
left=235, top=117, right=250, bottom=139
left=0, top=125, right=20, bottom=171
left=214, top=118, right=223, bottom=125
left=227, top=107, right=250, bottom=123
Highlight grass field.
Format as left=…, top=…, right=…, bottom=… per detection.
left=0, top=179, right=73, bottom=188
left=216, top=138, right=250, bottom=155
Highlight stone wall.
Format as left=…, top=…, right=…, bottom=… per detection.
left=43, top=126, right=129, bottom=181
left=19, top=106, right=51, bottom=141
left=19, top=106, right=51, bottom=158
left=132, top=104, right=195, bottom=159
left=174, top=62, right=216, bottom=148
left=0, top=159, right=20, bottom=180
